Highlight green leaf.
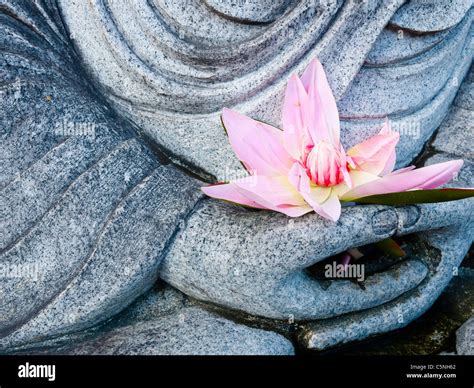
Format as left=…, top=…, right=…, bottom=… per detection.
left=348, top=188, right=474, bottom=205
left=375, top=238, right=406, bottom=258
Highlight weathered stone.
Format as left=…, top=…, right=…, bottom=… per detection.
left=365, top=27, right=450, bottom=66
left=113, top=282, right=189, bottom=326
left=298, top=228, right=473, bottom=350
left=58, top=0, right=405, bottom=180
left=425, top=154, right=474, bottom=188
left=1, top=0, right=473, bottom=356
left=390, top=0, right=472, bottom=32
left=204, top=0, right=292, bottom=23
left=0, top=1, right=202, bottom=350
left=456, top=317, right=474, bottom=355
left=454, top=66, right=474, bottom=110
left=160, top=198, right=473, bottom=321
left=339, top=14, right=472, bottom=118
left=432, top=106, right=474, bottom=159
left=339, top=11, right=473, bottom=168
left=337, top=7, right=474, bottom=169
left=306, top=268, right=474, bottom=355
left=11, top=307, right=295, bottom=356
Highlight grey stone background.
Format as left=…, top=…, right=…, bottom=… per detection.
left=0, top=0, right=472, bottom=354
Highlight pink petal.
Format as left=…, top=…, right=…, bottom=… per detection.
left=202, top=180, right=312, bottom=217
left=416, top=160, right=464, bottom=189
left=339, top=145, right=353, bottom=187
left=381, top=148, right=396, bottom=176
left=234, top=175, right=307, bottom=208
left=274, top=204, right=314, bottom=217
left=282, top=74, right=313, bottom=161
left=348, top=122, right=400, bottom=176
left=222, top=108, right=293, bottom=176
left=300, top=58, right=340, bottom=146
left=202, top=183, right=266, bottom=209
left=288, top=162, right=341, bottom=222
left=234, top=174, right=313, bottom=217
left=317, top=190, right=341, bottom=222
left=341, top=160, right=464, bottom=200
left=333, top=170, right=379, bottom=198
left=388, top=166, right=416, bottom=175
left=203, top=174, right=313, bottom=217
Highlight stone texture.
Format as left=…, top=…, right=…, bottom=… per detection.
left=456, top=317, right=474, bottom=355
left=339, top=11, right=473, bottom=168
left=58, top=0, right=406, bottom=181
left=1, top=0, right=473, bottom=355
left=432, top=107, right=474, bottom=159
left=454, top=65, right=474, bottom=110
left=0, top=1, right=202, bottom=350
left=10, top=307, right=295, bottom=356
left=454, top=80, right=474, bottom=111
left=339, top=14, right=472, bottom=118
left=204, top=0, right=292, bottom=23
left=298, top=228, right=473, bottom=350
left=425, top=155, right=474, bottom=188
left=296, top=68, right=474, bottom=350
left=113, top=281, right=189, bottom=326
left=161, top=198, right=473, bottom=321
left=306, top=268, right=474, bottom=355
left=365, top=27, right=450, bottom=66
left=390, top=0, right=473, bottom=32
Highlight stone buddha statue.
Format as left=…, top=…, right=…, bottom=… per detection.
left=0, top=0, right=472, bottom=354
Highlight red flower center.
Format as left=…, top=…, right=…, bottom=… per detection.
left=304, top=141, right=346, bottom=187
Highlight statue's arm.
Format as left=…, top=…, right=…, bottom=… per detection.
left=0, top=0, right=201, bottom=348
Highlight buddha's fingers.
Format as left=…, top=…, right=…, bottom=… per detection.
left=162, top=197, right=471, bottom=320
left=269, top=259, right=428, bottom=320
left=298, top=226, right=473, bottom=350
left=287, top=199, right=473, bottom=270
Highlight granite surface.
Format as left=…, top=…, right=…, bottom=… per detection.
left=456, top=317, right=474, bottom=355
left=0, top=0, right=472, bottom=354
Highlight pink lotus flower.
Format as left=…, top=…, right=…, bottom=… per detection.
left=202, top=58, right=463, bottom=221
